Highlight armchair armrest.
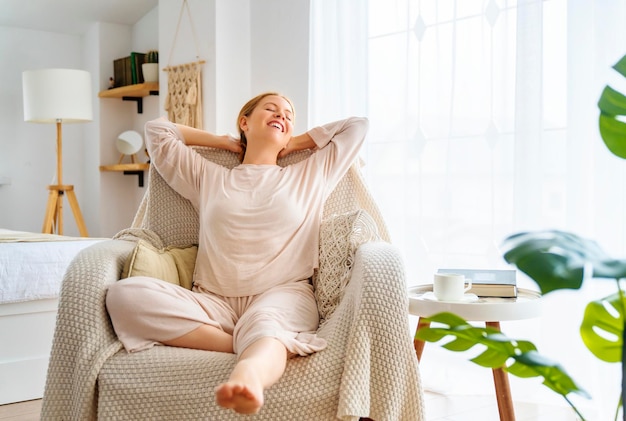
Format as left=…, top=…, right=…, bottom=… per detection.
left=336, top=241, right=424, bottom=421
left=42, top=239, right=135, bottom=420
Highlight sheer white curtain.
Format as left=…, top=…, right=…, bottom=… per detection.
left=310, top=0, right=625, bottom=418
left=308, top=0, right=368, bottom=122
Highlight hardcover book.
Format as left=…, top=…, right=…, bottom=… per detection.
left=437, top=268, right=517, bottom=297
left=113, top=56, right=133, bottom=87
left=130, top=52, right=146, bottom=84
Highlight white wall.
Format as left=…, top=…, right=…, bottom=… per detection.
left=158, top=0, right=216, bottom=129
left=0, top=8, right=160, bottom=237
left=250, top=0, right=310, bottom=132
left=158, top=0, right=310, bottom=134
left=95, top=8, right=159, bottom=237
left=0, top=26, right=87, bottom=235
left=0, top=0, right=311, bottom=237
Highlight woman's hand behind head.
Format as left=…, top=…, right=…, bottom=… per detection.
left=278, top=133, right=316, bottom=159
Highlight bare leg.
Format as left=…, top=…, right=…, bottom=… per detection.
left=215, top=337, right=287, bottom=414
left=162, top=324, right=234, bottom=353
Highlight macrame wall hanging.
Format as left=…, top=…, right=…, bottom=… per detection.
left=163, top=0, right=205, bottom=129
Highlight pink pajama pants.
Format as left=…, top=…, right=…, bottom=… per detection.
left=105, top=277, right=327, bottom=356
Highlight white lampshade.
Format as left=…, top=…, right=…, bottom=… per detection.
left=22, top=68, right=93, bottom=123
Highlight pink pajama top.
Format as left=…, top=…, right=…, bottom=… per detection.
left=144, top=117, right=368, bottom=297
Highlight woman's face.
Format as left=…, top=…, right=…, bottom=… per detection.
left=239, top=95, right=294, bottom=149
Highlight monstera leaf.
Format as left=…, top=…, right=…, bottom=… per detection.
left=580, top=292, right=625, bottom=363
left=501, top=230, right=626, bottom=294
left=502, top=229, right=625, bottom=420
left=415, top=312, right=590, bottom=401
left=598, top=54, right=626, bottom=159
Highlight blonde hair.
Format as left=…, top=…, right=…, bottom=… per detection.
left=236, top=92, right=295, bottom=162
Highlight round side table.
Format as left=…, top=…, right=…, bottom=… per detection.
left=409, top=284, right=542, bottom=421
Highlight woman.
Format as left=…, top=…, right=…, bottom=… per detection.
left=106, top=92, right=368, bottom=415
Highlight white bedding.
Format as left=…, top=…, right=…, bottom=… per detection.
left=0, top=229, right=106, bottom=304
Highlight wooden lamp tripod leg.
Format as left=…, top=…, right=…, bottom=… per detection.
left=42, top=188, right=59, bottom=234
left=42, top=186, right=88, bottom=237
left=41, top=121, right=89, bottom=237
left=66, top=188, right=88, bottom=236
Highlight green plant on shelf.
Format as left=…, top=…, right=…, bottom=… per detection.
left=145, top=50, right=159, bottom=64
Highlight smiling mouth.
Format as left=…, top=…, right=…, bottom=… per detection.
left=268, top=121, right=284, bottom=132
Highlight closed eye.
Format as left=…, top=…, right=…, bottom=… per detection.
left=265, top=107, right=292, bottom=122
left=263, top=101, right=293, bottom=122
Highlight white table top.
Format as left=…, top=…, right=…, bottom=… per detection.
left=408, top=284, right=542, bottom=322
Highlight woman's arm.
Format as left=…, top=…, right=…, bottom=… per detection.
left=278, top=133, right=316, bottom=158
left=305, top=117, right=369, bottom=188
left=175, top=123, right=243, bottom=155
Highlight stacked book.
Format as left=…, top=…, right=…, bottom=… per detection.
left=437, top=268, right=518, bottom=298
left=113, top=52, right=146, bottom=88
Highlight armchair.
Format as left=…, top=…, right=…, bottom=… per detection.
left=41, top=147, right=424, bottom=420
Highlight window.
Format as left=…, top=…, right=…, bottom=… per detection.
left=310, top=1, right=624, bottom=416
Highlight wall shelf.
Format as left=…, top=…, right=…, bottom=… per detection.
left=100, top=163, right=150, bottom=187
left=98, top=82, right=159, bottom=113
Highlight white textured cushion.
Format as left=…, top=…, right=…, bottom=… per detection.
left=314, top=209, right=380, bottom=321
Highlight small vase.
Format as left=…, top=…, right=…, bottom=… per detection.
left=142, top=63, right=159, bottom=83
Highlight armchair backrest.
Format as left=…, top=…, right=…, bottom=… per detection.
left=131, top=147, right=389, bottom=247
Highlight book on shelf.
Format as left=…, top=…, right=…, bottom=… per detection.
left=130, top=52, right=146, bottom=84
left=113, top=57, right=127, bottom=88
left=113, top=53, right=146, bottom=88
left=113, top=56, right=133, bottom=87
left=437, top=268, right=518, bottom=298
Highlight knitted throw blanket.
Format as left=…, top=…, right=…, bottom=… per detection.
left=40, top=147, right=425, bottom=420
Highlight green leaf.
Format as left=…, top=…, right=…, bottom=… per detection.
left=415, top=312, right=589, bottom=400
left=580, top=292, right=625, bottom=363
left=505, top=349, right=588, bottom=399
left=598, top=85, right=626, bottom=116
left=441, top=335, right=477, bottom=352
left=471, top=347, right=509, bottom=367
left=501, top=230, right=626, bottom=294
left=598, top=54, right=626, bottom=160
left=426, top=311, right=469, bottom=326
left=513, top=352, right=591, bottom=398
left=599, top=113, right=626, bottom=159
left=414, top=328, right=448, bottom=342
left=613, top=54, right=626, bottom=78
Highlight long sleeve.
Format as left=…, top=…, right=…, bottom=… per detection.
left=306, top=117, right=369, bottom=198
left=144, top=117, right=209, bottom=209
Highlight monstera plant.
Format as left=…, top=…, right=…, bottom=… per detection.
left=501, top=230, right=625, bottom=421
left=416, top=54, right=626, bottom=421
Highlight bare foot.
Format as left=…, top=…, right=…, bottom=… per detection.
left=215, top=381, right=263, bottom=415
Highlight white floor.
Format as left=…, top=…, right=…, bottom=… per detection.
left=0, top=394, right=584, bottom=421
left=423, top=391, right=581, bottom=420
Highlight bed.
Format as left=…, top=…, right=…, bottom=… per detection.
left=0, top=229, right=106, bottom=405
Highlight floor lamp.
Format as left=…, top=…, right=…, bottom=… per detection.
left=22, top=68, right=92, bottom=237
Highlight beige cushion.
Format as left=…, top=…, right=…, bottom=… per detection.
left=121, top=240, right=197, bottom=290
left=314, top=210, right=380, bottom=322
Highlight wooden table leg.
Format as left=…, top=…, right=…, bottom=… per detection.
left=413, top=316, right=515, bottom=420
left=413, top=317, right=430, bottom=362
left=486, top=321, right=515, bottom=421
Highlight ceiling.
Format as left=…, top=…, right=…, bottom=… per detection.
left=0, top=0, right=158, bottom=35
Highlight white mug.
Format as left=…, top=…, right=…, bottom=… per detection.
left=433, top=273, right=472, bottom=301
